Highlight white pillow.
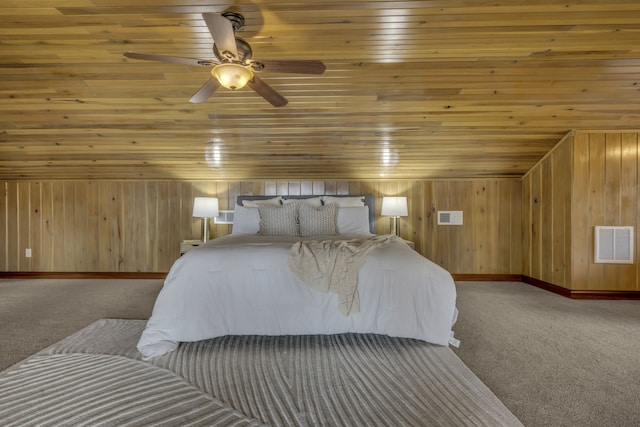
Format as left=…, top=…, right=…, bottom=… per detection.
left=284, top=196, right=323, bottom=207
left=336, top=206, right=371, bottom=234
left=231, top=205, right=260, bottom=234
left=299, top=203, right=337, bottom=237
left=242, top=196, right=282, bottom=208
left=258, top=203, right=299, bottom=236
left=322, top=196, right=365, bottom=207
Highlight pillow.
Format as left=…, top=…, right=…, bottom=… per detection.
left=322, top=196, right=365, bottom=207
left=284, top=196, right=323, bottom=208
left=336, top=206, right=371, bottom=234
left=231, top=204, right=260, bottom=235
left=299, top=203, right=337, bottom=237
left=258, top=202, right=299, bottom=236
left=242, top=196, right=282, bottom=208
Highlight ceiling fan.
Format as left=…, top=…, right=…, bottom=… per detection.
left=124, top=12, right=326, bottom=107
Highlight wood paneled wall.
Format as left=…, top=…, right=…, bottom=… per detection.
left=522, top=133, right=573, bottom=288
left=523, top=130, right=640, bottom=291
left=0, top=179, right=521, bottom=275
left=571, top=131, right=639, bottom=291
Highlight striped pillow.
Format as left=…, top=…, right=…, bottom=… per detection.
left=258, top=202, right=299, bottom=236
left=299, top=203, right=337, bottom=237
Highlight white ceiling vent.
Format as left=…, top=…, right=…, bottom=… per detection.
left=438, top=211, right=463, bottom=225
left=213, top=210, right=235, bottom=224
left=594, top=226, right=634, bottom=264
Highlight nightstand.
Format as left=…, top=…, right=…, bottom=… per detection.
left=180, top=240, right=203, bottom=255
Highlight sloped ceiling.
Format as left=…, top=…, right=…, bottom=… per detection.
left=1, top=1, right=639, bottom=180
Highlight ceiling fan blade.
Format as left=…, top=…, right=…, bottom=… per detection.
left=258, top=59, right=326, bottom=75
left=202, top=13, right=238, bottom=60
left=247, top=76, right=288, bottom=107
left=124, top=52, right=216, bottom=66
left=189, top=77, right=221, bottom=103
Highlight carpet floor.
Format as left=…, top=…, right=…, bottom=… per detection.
left=0, top=319, right=522, bottom=427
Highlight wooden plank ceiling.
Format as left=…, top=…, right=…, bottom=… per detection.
left=1, top=0, right=639, bottom=181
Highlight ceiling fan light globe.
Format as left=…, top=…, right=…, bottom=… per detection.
left=212, top=63, right=253, bottom=90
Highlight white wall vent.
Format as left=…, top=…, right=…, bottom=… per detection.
left=213, top=210, right=235, bottom=224
left=594, top=226, right=634, bottom=264
left=438, top=211, right=463, bottom=225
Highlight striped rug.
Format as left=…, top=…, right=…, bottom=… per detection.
left=0, top=319, right=522, bottom=426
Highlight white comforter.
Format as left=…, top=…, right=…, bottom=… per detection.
left=138, top=234, right=457, bottom=359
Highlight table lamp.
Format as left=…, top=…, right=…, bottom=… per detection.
left=193, top=197, right=219, bottom=242
left=381, top=196, right=408, bottom=236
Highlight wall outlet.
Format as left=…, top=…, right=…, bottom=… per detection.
left=25, top=248, right=32, bottom=258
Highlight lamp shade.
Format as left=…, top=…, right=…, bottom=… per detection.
left=211, top=63, right=253, bottom=90
left=193, top=197, right=219, bottom=218
left=381, top=196, right=408, bottom=217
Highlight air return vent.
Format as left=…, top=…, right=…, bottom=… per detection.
left=214, top=210, right=235, bottom=224
left=437, top=211, right=463, bottom=225
left=594, top=226, right=634, bottom=264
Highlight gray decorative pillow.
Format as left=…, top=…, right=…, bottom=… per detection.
left=242, top=196, right=282, bottom=208
left=284, top=196, right=323, bottom=207
left=299, top=203, right=337, bottom=237
left=258, top=202, right=299, bottom=236
left=321, top=195, right=365, bottom=207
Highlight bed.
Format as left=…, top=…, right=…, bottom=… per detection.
left=137, top=195, right=458, bottom=359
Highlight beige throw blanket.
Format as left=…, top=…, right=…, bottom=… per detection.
left=288, top=235, right=401, bottom=315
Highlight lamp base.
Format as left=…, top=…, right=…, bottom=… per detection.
left=201, top=218, right=213, bottom=242
left=389, top=217, right=400, bottom=236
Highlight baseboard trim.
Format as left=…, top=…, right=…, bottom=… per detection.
left=521, top=275, right=573, bottom=298
left=2, top=272, right=638, bottom=299
left=566, top=290, right=640, bottom=299
left=451, top=274, right=522, bottom=282
left=0, top=272, right=167, bottom=279
left=4, top=272, right=521, bottom=281
left=522, top=275, right=640, bottom=300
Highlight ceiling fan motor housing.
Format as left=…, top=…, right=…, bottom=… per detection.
left=221, top=11, right=244, bottom=31
left=213, top=37, right=252, bottom=63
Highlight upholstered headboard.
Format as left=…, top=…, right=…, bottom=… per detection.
left=236, top=195, right=376, bottom=234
